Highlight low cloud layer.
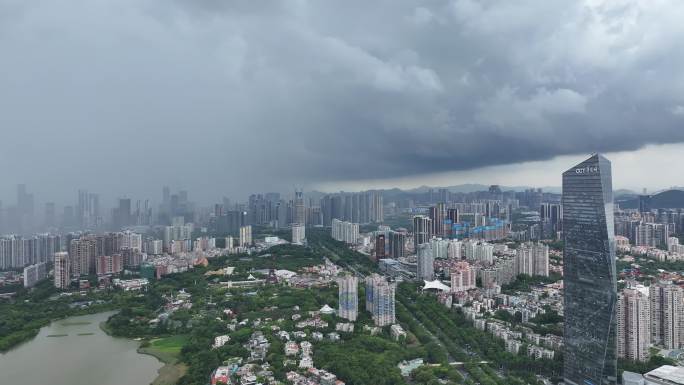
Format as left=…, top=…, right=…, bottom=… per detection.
left=1, top=0, right=684, bottom=202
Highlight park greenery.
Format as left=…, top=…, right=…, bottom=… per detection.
left=501, top=273, right=562, bottom=294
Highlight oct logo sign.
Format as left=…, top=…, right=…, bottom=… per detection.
left=575, top=166, right=598, bottom=174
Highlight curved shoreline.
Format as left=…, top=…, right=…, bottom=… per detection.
left=136, top=346, right=187, bottom=385
left=98, top=321, right=185, bottom=385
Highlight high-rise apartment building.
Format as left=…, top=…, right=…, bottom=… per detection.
left=337, top=274, right=358, bottom=321
left=429, top=203, right=446, bottom=238
left=563, top=154, right=617, bottom=385
left=375, top=234, right=386, bottom=259
left=292, top=224, right=305, bottom=245
left=388, top=231, right=406, bottom=259
left=95, top=254, right=123, bottom=276
left=331, top=219, right=359, bottom=244
left=447, top=240, right=462, bottom=259
left=365, top=274, right=396, bottom=326
left=650, top=281, right=684, bottom=349
left=445, top=208, right=459, bottom=238
left=69, top=237, right=97, bottom=276
left=54, top=251, right=70, bottom=290
left=293, top=190, right=306, bottom=225
left=416, top=243, right=434, bottom=281
left=239, top=225, right=252, bottom=247
left=23, top=262, right=47, bottom=288
left=450, top=261, right=476, bottom=293
left=635, top=223, right=669, bottom=248
left=515, top=242, right=549, bottom=277
left=617, top=287, right=651, bottom=362
left=463, top=241, right=494, bottom=265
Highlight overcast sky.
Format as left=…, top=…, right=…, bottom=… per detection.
left=1, top=0, right=684, bottom=205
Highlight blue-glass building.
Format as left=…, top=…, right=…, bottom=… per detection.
left=562, top=154, right=617, bottom=385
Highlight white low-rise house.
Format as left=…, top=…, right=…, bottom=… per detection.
left=299, top=355, right=314, bottom=369
left=293, top=331, right=307, bottom=339
left=213, top=335, right=231, bottom=349
left=336, top=323, right=355, bottom=333
left=390, top=324, right=407, bottom=340
left=284, top=341, right=299, bottom=356
left=277, top=331, right=290, bottom=341
left=300, top=341, right=313, bottom=356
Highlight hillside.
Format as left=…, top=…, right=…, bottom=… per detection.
left=618, top=189, right=684, bottom=209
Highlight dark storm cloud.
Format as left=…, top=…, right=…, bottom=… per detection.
left=1, top=0, right=684, bottom=202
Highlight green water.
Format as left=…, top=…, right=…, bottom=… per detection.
left=0, top=311, right=163, bottom=385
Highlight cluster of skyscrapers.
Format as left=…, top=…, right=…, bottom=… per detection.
left=616, top=281, right=684, bottom=363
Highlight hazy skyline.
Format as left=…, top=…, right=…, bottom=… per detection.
left=2, top=1, right=684, bottom=204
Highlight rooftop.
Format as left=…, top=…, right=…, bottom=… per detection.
left=645, top=365, right=684, bottom=384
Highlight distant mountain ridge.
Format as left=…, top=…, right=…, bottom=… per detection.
left=618, top=189, right=684, bottom=209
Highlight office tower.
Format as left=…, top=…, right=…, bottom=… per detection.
left=515, top=242, right=549, bottom=277
left=371, top=192, right=384, bottom=223
left=62, top=205, right=75, bottom=228
left=562, top=154, right=617, bottom=385
left=617, top=287, right=650, bottom=362
left=650, top=281, right=684, bottom=349
left=43, top=202, right=56, bottom=229
left=163, top=186, right=170, bottom=205
left=438, top=188, right=449, bottom=203
left=540, top=202, right=562, bottom=236
left=239, top=225, right=252, bottom=247
left=429, top=203, right=446, bottom=238
left=113, top=198, right=132, bottom=229
left=293, top=190, right=305, bottom=225
left=638, top=194, right=652, bottom=214
left=413, top=215, right=431, bottom=247
left=70, top=237, right=97, bottom=276
left=337, top=274, right=358, bottom=321
left=292, top=224, right=305, bottom=245
left=450, top=261, right=476, bottom=293
left=307, top=205, right=322, bottom=227
left=388, top=231, right=406, bottom=259
left=375, top=234, right=386, bottom=259
left=54, top=252, right=70, bottom=290
left=365, top=274, right=396, bottom=326
left=446, top=208, right=460, bottom=237
left=77, top=190, right=100, bottom=228
left=416, top=243, right=434, bottom=281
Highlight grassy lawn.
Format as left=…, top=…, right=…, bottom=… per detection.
left=150, top=335, right=189, bottom=354
left=140, top=335, right=189, bottom=364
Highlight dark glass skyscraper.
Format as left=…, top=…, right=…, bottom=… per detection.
left=562, top=154, right=617, bottom=385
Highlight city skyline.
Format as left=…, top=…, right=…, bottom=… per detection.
left=4, top=1, right=684, bottom=384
